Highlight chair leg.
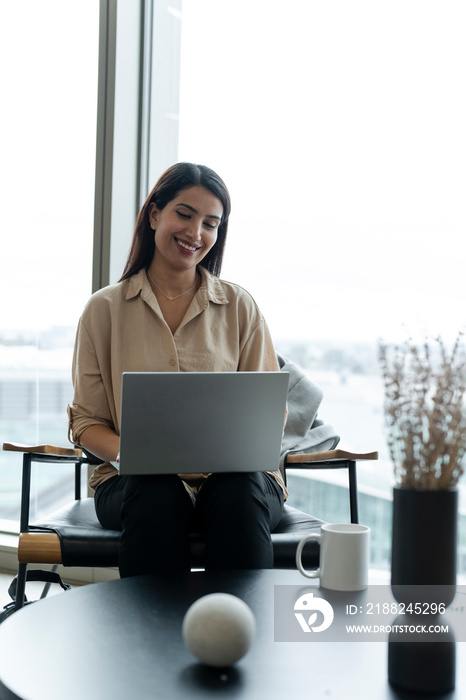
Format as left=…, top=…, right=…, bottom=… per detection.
left=40, top=564, right=59, bottom=599
left=14, top=563, right=28, bottom=611
left=348, top=461, right=359, bottom=524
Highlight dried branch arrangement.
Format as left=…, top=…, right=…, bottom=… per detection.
left=378, top=335, right=466, bottom=489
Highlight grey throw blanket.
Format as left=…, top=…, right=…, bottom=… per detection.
left=278, top=353, right=340, bottom=470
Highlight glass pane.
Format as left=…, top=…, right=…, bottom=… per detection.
left=0, top=2, right=99, bottom=526
left=178, top=0, right=466, bottom=572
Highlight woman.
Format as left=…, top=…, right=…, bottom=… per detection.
left=68, top=162, right=287, bottom=576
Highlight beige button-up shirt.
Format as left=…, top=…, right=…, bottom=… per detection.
left=68, top=267, right=287, bottom=498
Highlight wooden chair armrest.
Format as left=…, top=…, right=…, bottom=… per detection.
left=285, top=449, right=377, bottom=525
left=3, top=442, right=82, bottom=458
left=285, top=449, right=378, bottom=465
left=18, top=532, right=63, bottom=565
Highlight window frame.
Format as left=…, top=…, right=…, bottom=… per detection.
left=94, top=0, right=181, bottom=290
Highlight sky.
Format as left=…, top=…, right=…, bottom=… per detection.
left=1, top=0, right=465, bottom=346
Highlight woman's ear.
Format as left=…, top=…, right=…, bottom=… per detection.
left=148, top=203, right=158, bottom=229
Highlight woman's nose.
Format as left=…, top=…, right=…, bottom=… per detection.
left=187, top=218, right=202, bottom=240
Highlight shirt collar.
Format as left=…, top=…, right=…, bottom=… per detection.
left=125, top=266, right=229, bottom=305
left=125, top=269, right=149, bottom=300
left=198, top=266, right=229, bottom=305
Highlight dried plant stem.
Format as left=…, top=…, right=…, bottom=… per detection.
left=378, top=335, right=466, bottom=490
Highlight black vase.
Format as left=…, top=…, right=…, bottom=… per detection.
left=391, top=486, right=458, bottom=606
left=389, top=486, right=458, bottom=693
left=388, top=614, right=456, bottom=694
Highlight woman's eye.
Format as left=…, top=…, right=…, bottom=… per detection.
left=204, top=221, right=217, bottom=229
left=177, top=211, right=190, bottom=220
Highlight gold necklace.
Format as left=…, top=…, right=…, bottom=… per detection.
left=147, top=269, right=198, bottom=301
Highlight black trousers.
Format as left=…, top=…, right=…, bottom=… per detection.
left=94, top=472, right=284, bottom=577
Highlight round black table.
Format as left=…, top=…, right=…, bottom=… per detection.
left=0, top=569, right=464, bottom=699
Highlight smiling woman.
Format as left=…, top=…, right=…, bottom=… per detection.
left=147, top=186, right=222, bottom=278
left=121, top=163, right=231, bottom=281
left=68, top=161, right=288, bottom=578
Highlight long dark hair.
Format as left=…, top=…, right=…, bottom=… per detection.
left=120, top=163, right=231, bottom=281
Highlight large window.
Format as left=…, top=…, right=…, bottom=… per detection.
left=2, top=1, right=464, bottom=575
left=178, top=0, right=466, bottom=570
left=0, top=2, right=99, bottom=525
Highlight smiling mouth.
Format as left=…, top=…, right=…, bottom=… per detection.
left=174, top=237, right=202, bottom=252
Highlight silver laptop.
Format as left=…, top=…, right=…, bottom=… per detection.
left=119, top=371, right=289, bottom=475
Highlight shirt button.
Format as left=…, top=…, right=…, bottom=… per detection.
left=169, top=359, right=176, bottom=367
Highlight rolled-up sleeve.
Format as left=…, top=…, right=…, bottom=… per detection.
left=68, top=317, right=115, bottom=445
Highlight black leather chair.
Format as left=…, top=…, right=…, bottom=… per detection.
left=3, top=442, right=377, bottom=611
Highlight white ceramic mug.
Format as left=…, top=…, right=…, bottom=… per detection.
left=296, top=523, right=371, bottom=591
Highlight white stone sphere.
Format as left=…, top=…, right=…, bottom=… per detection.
left=182, top=593, right=256, bottom=667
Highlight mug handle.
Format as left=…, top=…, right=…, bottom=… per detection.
left=296, top=533, right=321, bottom=578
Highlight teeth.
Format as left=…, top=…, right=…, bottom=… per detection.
left=177, top=239, right=199, bottom=252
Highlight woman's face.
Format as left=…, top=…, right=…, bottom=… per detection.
left=148, top=186, right=223, bottom=274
